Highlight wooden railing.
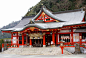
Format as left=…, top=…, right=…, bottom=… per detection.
left=63, top=42, right=86, bottom=48
left=57, top=42, right=86, bottom=48
left=7, top=43, right=19, bottom=48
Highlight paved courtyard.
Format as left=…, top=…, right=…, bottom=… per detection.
left=0, top=47, right=86, bottom=58
left=0, top=54, right=86, bottom=58
left=1, top=47, right=72, bottom=55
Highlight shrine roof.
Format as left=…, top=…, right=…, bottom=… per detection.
left=54, top=10, right=85, bottom=22
left=2, top=21, right=86, bottom=32
left=32, top=6, right=65, bottom=22
left=1, top=7, right=86, bottom=32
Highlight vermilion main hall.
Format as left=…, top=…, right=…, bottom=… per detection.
left=1, top=6, right=86, bottom=48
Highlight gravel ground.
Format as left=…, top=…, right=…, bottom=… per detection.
left=1, top=47, right=72, bottom=55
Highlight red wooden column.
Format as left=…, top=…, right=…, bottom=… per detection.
left=79, top=33, right=82, bottom=45
left=16, top=32, right=18, bottom=44
left=30, top=39, right=32, bottom=47
left=52, top=32, right=55, bottom=46
left=56, top=33, right=58, bottom=45
left=43, top=35, right=46, bottom=47
left=22, top=33, right=24, bottom=47
left=71, top=27, right=73, bottom=45
left=11, top=33, right=13, bottom=45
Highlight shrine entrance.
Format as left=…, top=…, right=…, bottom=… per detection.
left=32, top=39, right=43, bottom=47
left=45, top=34, right=52, bottom=47
left=28, top=33, right=45, bottom=47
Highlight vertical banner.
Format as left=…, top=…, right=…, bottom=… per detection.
left=73, top=33, right=79, bottom=42
left=13, top=37, right=17, bottom=44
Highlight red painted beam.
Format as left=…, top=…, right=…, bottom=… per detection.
left=2, top=31, right=11, bottom=33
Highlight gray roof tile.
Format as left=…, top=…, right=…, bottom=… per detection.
left=1, top=7, right=85, bottom=32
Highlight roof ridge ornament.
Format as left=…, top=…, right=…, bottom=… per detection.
left=81, top=7, right=85, bottom=13
left=29, top=19, right=35, bottom=24
left=24, top=19, right=35, bottom=26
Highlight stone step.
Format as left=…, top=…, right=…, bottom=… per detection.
left=1, top=47, right=72, bottom=55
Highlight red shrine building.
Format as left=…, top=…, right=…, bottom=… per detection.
left=1, top=6, right=86, bottom=48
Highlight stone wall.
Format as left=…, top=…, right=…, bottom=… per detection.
left=64, top=47, right=75, bottom=53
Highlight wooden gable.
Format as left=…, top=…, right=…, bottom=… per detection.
left=35, top=12, right=59, bottom=22
left=32, top=6, right=64, bottom=23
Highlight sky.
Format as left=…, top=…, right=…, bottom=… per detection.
left=0, top=0, right=41, bottom=28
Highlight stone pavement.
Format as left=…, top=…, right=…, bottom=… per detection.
left=1, top=47, right=72, bottom=55
left=0, top=54, right=86, bottom=58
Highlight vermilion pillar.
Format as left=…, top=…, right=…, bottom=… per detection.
left=16, top=32, right=18, bottom=44
left=71, top=27, right=73, bottom=45
left=30, top=39, right=32, bottom=47
left=56, top=33, right=58, bottom=45
left=43, top=35, right=46, bottom=47
left=11, top=33, right=13, bottom=45
left=22, top=33, right=24, bottom=47
left=52, top=32, right=55, bottom=46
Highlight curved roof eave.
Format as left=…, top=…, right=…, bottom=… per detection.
left=32, top=10, right=42, bottom=22
left=43, top=8, right=65, bottom=22
left=11, top=24, right=62, bottom=32
left=63, top=22, right=86, bottom=26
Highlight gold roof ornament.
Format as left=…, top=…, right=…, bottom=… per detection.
left=42, top=12, right=45, bottom=17
left=39, top=29, right=40, bottom=31
left=47, top=29, right=49, bottom=31
left=56, top=20, right=59, bottom=22
left=30, top=27, right=35, bottom=31
left=29, top=19, right=31, bottom=21
left=29, top=19, right=33, bottom=24
left=18, top=32, right=20, bottom=33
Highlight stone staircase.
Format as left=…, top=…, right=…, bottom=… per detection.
left=1, top=47, right=72, bottom=55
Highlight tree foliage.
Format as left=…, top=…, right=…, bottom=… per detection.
left=0, top=21, right=20, bottom=39
left=0, top=0, right=86, bottom=39
left=25, top=0, right=86, bottom=16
